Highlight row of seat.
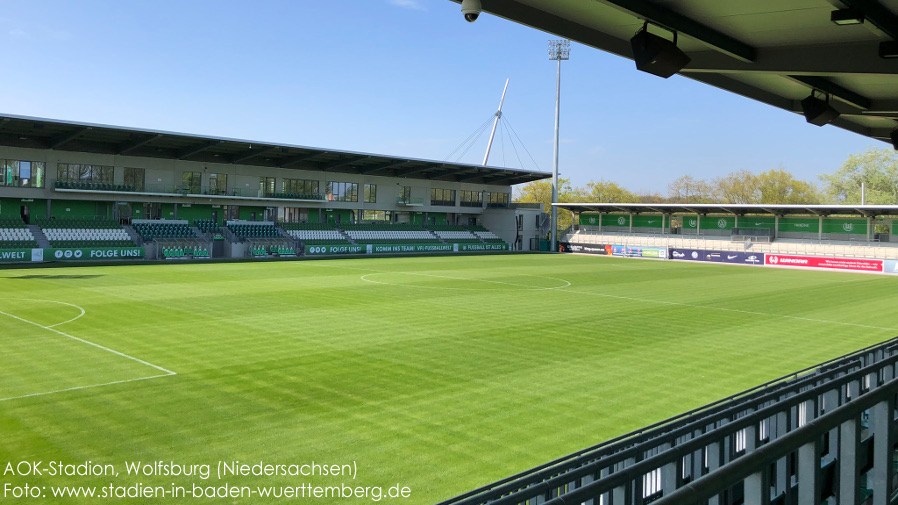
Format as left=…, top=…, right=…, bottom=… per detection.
left=228, top=223, right=281, bottom=239
left=162, top=246, right=209, bottom=258
left=34, top=218, right=120, bottom=229
left=0, top=218, right=26, bottom=228
left=0, top=228, right=36, bottom=241
left=43, top=228, right=131, bottom=242
left=134, top=222, right=195, bottom=240
left=50, top=240, right=135, bottom=248
left=54, top=181, right=136, bottom=192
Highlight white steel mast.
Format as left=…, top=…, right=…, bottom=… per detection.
left=482, top=78, right=510, bottom=166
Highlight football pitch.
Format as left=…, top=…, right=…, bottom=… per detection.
left=2, top=254, right=898, bottom=504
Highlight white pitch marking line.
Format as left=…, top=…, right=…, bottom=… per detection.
left=0, top=298, right=87, bottom=328
left=0, top=374, right=173, bottom=403
left=361, top=271, right=570, bottom=290
left=551, top=288, right=898, bottom=332
left=0, top=310, right=176, bottom=376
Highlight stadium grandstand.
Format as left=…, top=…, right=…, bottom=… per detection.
left=559, top=203, right=898, bottom=259
left=0, top=113, right=547, bottom=263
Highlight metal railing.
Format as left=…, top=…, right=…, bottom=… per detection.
left=437, top=338, right=898, bottom=505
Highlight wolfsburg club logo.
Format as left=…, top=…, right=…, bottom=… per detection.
left=717, top=219, right=727, bottom=229
left=843, top=223, right=854, bottom=232
left=617, top=217, right=626, bottom=226
left=688, top=219, right=697, bottom=228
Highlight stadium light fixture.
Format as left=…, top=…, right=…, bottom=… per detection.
left=548, top=39, right=570, bottom=252
left=830, top=9, right=864, bottom=25
left=630, top=22, right=691, bottom=78
left=800, top=91, right=840, bottom=126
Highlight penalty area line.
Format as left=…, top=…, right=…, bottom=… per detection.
left=0, top=310, right=177, bottom=376
left=0, top=374, right=174, bottom=403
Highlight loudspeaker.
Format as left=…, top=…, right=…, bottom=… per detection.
left=630, top=29, right=691, bottom=79
left=800, top=95, right=840, bottom=126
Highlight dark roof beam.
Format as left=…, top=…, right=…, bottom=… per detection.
left=279, top=151, right=328, bottom=168
left=49, top=127, right=92, bottom=149
left=600, top=0, right=756, bottom=62
left=393, top=165, right=434, bottom=177
left=178, top=140, right=222, bottom=160
left=790, top=75, right=871, bottom=110
left=319, top=155, right=370, bottom=171
left=232, top=146, right=278, bottom=164
left=360, top=160, right=412, bottom=174
left=682, top=41, right=894, bottom=76
left=118, top=133, right=163, bottom=155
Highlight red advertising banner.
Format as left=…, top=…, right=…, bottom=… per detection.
left=765, top=254, right=882, bottom=272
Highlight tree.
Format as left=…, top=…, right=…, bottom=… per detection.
left=820, top=147, right=898, bottom=204
left=513, top=178, right=578, bottom=233
left=584, top=180, right=638, bottom=202
left=667, top=175, right=713, bottom=203
left=756, top=168, right=821, bottom=204
left=712, top=170, right=760, bottom=203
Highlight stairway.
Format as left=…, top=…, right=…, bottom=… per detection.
left=122, top=225, right=143, bottom=246
left=27, top=225, right=51, bottom=248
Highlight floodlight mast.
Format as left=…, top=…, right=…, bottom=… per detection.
left=483, top=78, right=510, bottom=166
left=548, top=39, right=570, bottom=252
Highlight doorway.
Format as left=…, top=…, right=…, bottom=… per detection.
left=20, top=206, right=30, bottom=225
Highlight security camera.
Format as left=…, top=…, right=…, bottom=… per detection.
left=461, top=0, right=481, bottom=22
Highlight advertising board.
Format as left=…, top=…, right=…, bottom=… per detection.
left=764, top=254, right=882, bottom=272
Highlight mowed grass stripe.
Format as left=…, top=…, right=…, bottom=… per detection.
left=1, top=255, right=897, bottom=504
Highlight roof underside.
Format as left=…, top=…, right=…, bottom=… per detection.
left=0, top=113, right=550, bottom=186
left=451, top=0, right=898, bottom=145
left=556, top=202, right=898, bottom=217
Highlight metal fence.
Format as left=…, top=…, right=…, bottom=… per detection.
left=437, top=338, right=898, bottom=505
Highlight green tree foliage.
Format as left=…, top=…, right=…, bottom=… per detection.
left=755, top=168, right=821, bottom=204
left=713, top=170, right=759, bottom=203
left=820, top=147, right=898, bottom=204
left=667, top=175, right=714, bottom=203
left=513, top=177, right=578, bottom=232
left=584, top=180, right=637, bottom=202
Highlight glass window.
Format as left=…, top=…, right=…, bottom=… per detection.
left=364, top=184, right=376, bottom=203
left=1, top=160, right=44, bottom=188
left=57, top=163, right=113, bottom=184
left=260, top=177, right=276, bottom=197
left=361, top=210, right=391, bottom=221
left=430, top=188, right=456, bottom=206
left=460, top=190, right=483, bottom=207
left=123, top=167, right=144, bottom=191
left=399, top=185, right=411, bottom=203
left=283, top=178, right=319, bottom=196
left=487, top=192, right=509, bottom=208
left=182, top=171, right=201, bottom=194
left=326, top=181, right=359, bottom=202
left=209, top=173, right=227, bottom=195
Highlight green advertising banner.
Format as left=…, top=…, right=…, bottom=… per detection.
left=632, top=215, right=664, bottom=228
left=604, top=214, right=630, bottom=227
left=304, top=244, right=365, bottom=256
left=373, top=244, right=453, bottom=253
left=680, top=215, right=699, bottom=229
left=778, top=217, right=819, bottom=233
left=579, top=214, right=601, bottom=226
left=46, top=247, right=145, bottom=261
left=706, top=216, right=735, bottom=231
left=823, top=218, right=867, bottom=234
left=0, top=248, right=32, bottom=262
left=740, top=216, right=776, bottom=229
left=458, top=243, right=510, bottom=251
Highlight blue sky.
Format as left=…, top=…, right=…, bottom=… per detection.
left=0, top=0, right=880, bottom=193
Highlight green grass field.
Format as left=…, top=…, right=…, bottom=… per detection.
left=2, top=254, right=898, bottom=504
